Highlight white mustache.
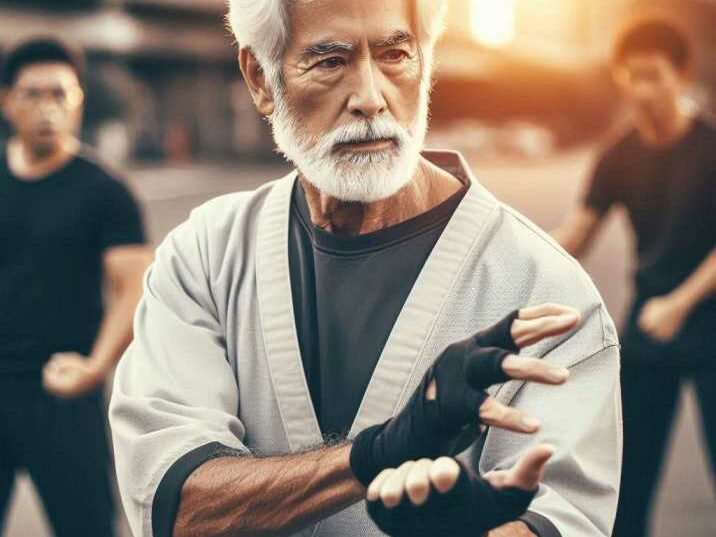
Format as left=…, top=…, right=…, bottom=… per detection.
left=327, top=117, right=408, bottom=150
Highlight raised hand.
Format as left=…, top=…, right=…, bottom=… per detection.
left=350, top=304, right=579, bottom=486
left=365, top=445, right=555, bottom=537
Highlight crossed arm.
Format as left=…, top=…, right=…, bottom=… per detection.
left=172, top=305, right=578, bottom=537
left=175, top=446, right=545, bottom=537
left=175, top=445, right=362, bottom=537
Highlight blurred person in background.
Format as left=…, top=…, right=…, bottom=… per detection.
left=0, top=38, right=152, bottom=537
left=554, top=16, right=716, bottom=537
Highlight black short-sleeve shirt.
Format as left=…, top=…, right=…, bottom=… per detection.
left=584, top=117, right=716, bottom=298
left=0, top=148, right=146, bottom=372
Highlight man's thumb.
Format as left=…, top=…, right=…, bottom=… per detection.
left=505, top=444, right=554, bottom=491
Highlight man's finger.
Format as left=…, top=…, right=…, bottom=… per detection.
left=501, top=445, right=555, bottom=491
left=380, top=461, right=414, bottom=508
left=512, top=311, right=581, bottom=348
left=428, top=457, right=461, bottom=494
left=405, top=459, right=433, bottom=506
left=367, top=469, right=395, bottom=501
left=518, top=303, right=577, bottom=321
left=501, top=355, right=569, bottom=385
left=479, top=397, right=541, bottom=434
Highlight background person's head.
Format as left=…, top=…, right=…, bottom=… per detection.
left=612, top=16, right=692, bottom=120
left=228, top=0, right=447, bottom=203
left=1, top=37, right=85, bottom=157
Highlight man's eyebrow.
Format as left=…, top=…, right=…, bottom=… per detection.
left=372, top=30, right=414, bottom=47
left=301, top=40, right=356, bottom=59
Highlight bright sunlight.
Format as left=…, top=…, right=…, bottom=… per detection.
left=470, top=0, right=516, bottom=48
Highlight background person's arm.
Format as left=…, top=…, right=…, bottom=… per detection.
left=44, top=175, right=150, bottom=399
left=672, top=247, right=716, bottom=309
left=43, top=245, right=152, bottom=398
left=91, top=245, right=154, bottom=372
left=553, top=151, right=617, bottom=260
left=638, top=248, right=716, bottom=342
left=552, top=205, right=603, bottom=260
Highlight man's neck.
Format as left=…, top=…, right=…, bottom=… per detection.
left=300, top=157, right=464, bottom=236
left=635, top=98, right=696, bottom=149
left=7, top=137, right=80, bottom=181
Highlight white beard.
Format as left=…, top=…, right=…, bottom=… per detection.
left=269, top=84, right=430, bottom=203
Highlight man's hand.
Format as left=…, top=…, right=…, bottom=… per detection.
left=42, top=352, right=106, bottom=399
left=350, top=304, right=579, bottom=487
left=637, top=294, right=691, bottom=343
left=365, top=445, right=554, bottom=537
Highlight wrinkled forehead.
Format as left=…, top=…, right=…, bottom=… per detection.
left=286, top=0, right=417, bottom=54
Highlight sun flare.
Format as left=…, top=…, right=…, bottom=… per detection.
left=470, top=0, right=516, bottom=48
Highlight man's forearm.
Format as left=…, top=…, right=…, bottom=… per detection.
left=551, top=207, right=602, bottom=260
left=671, top=248, right=716, bottom=311
left=89, top=285, right=143, bottom=376
left=174, top=444, right=364, bottom=537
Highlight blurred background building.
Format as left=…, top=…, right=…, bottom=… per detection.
left=1, top=1, right=715, bottom=536
left=0, top=0, right=273, bottom=163
left=1, top=0, right=715, bottom=165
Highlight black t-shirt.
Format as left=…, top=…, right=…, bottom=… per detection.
left=289, top=180, right=468, bottom=437
left=585, top=117, right=716, bottom=300
left=585, top=118, right=716, bottom=359
left=0, top=148, right=146, bottom=372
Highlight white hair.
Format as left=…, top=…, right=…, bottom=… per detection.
left=227, top=0, right=448, bottom=88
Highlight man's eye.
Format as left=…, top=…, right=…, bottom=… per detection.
left=316, top=57, right=346, bottom=70
left=382, top=49, right=409, bottom=62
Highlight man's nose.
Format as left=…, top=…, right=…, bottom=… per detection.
left=346, top=58, right=388, bottom=119
left=36, top=99, right=63, bottom=118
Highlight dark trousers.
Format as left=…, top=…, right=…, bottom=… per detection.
left=0, top=374, right=115, bottom=537
left=612, top=365, right=716, bottom=537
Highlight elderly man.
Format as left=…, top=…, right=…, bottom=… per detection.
left=109, top=2, right=621, bottom=537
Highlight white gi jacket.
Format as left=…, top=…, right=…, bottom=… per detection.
left=109, top=151, right=622, bottom=537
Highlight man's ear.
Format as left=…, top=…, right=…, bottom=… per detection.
left=239, top=48, right=276, bottom=117
left=0, top=89, right=14, bottom=124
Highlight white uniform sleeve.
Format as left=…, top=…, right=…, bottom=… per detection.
left=477, top=340, right=622, bottom=537
left=109, top=211, right=249, bottom=537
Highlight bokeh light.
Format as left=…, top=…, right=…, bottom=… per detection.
left=470, top=0, right=516, bottom=48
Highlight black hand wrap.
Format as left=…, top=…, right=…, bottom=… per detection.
left=350, top=310, right=520, bottom=486
left=367, top=460, right=536, bottom=537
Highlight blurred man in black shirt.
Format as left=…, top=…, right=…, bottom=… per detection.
left=0, top=38, right=151, bottom=537
left=554, top=17, right=716, bottom=537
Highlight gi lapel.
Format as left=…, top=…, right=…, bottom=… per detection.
left=256, top=173, right=323, bottom=452
left=350, top=151, right=501, bottom=435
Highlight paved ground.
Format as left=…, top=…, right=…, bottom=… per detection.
left=4, top=149, right=714, bottom=536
